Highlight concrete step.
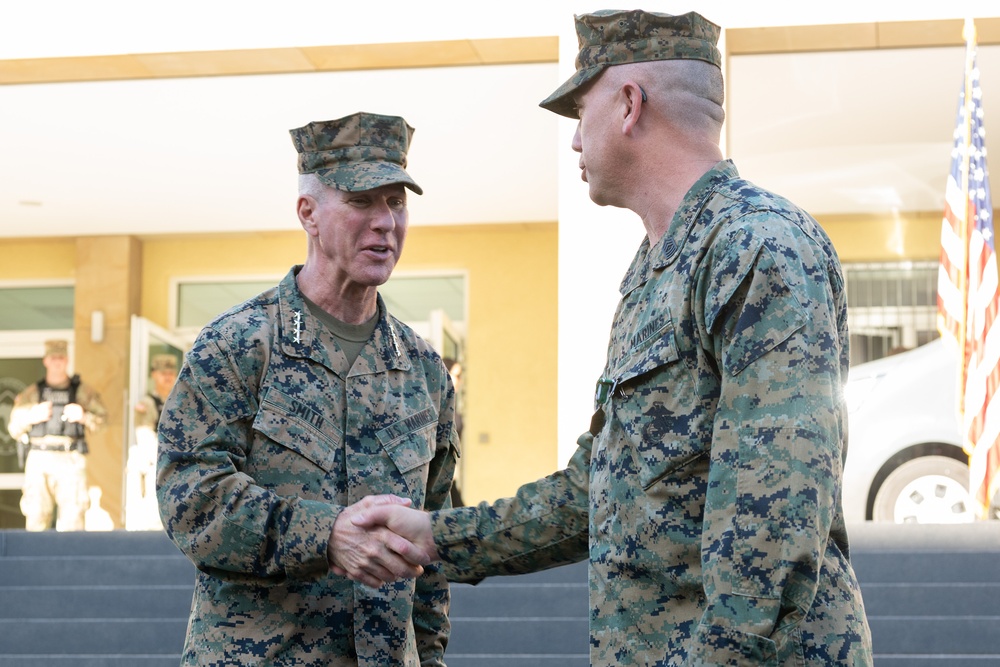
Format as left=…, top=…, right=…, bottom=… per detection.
left=450, top=581, right=587, bottom=618
left=0, top=659, right=181, bottom=667
left=860, top=582, right=1000, bottom=616
left=0, top=619, right=189, bottom=655
left=0, top=585, right=192, bottom=619
left=0, top=530, right=178, bottom=557
left=445, top=617, right=589, bottom=656
left=851, top=550, right=1000, bottom=584
left=444, top=657, right=588, bottom=667
left=849, top=522, right=1000, bottom=665
left=868, top=617, right=1000, bottom=655
left=0, top=555, right=194, bottom=587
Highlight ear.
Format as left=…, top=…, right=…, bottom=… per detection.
left=297, top=195, right=320, bottom=236
left=621, top=81, right=644, bottom=135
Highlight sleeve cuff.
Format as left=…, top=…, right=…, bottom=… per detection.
left=281, top=499, right=342, bottom=580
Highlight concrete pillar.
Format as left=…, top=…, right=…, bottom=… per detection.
left=74, top=236, right=142, bottom=528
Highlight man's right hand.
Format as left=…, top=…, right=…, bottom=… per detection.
left=350, top=502, right=438, bottom=563
left=328, top=495, right=433, bottom=589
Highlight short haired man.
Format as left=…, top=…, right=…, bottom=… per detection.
left=356, top=11, right=873, bottom=666
left=157, top=112, right=459, bottom=666
left=7, top=339, right=106, bottom=531
left=126, top=353, right=179, bottom=530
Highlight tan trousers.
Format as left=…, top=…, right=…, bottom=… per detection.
left=20, top=449, right=88, bottom=531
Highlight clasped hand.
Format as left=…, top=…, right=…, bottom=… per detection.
left=327, top=495, right=439, bottom=589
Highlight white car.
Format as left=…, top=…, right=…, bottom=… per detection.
left=842, top=338, right=973, bottom=523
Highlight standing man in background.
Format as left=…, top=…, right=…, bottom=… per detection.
left=157, top=112, right=458, bottom=666
left=356, top=9, right=873, bottom=666
left=126, top=353, right=177, bottom=530
left=8, top=339, right=106, bottom=531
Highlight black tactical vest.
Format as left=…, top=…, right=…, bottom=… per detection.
left=28, top=375, right=87, bottom=450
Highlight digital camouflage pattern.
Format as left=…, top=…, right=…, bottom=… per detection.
left=290, top=112, right=424, bottom=195
left=540, top=9, right=722, bottom=118
left=157, top=267, right=458, bottom=666
left=431, top=161, right=873, bottom=666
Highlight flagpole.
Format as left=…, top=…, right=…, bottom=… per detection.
left=958, top=19, right=976, bottom=453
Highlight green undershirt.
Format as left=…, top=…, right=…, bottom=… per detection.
left=302, top=294, right=379, bottom=369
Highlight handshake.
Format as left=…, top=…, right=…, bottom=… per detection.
left=327, top=495, right=440, bottom=589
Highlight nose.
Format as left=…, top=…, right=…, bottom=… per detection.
left=571, top=122, right=582, bottom=153
left=370, top=200, right=398, bottom=231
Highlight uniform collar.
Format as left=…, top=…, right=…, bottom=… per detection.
left=618, top=159, right=738, bottom=296
left=276, top=266, right=411, bottom=376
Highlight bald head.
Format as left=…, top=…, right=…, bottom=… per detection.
left=604, top=59, right=725, bottom=138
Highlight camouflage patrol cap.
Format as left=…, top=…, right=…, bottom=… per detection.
left=43, top=339, right=68, bottom=357
left=150, top=354, right=178, bottom=373
left=540, top=9, right=722, bottom=118
left=289, top=112, right=423, bottom=195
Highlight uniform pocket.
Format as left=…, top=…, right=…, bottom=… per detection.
left=610, top=319, right=710, bottom=490
left=376, top=407, right=437, bottom=474
left=614, top=315, right=680, bottom=386
left=252, top=387, right=340, bottom=473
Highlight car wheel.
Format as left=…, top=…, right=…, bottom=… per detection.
left=872, top=455, right=975, bottom=523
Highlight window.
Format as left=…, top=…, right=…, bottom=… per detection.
left=844, top=261, right=940, bottom=366
left=175, top=279, right=278, bottom=330
left=0, top=285, right=74, bottom=331
left=381, top=274, right=465, bottom=324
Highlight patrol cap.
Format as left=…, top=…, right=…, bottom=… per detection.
left=540, top=9, right=722, bottom=118
left=150, top=354, right=178, bottom=373
left=289, top=112, right=423, bottom=195
left=44, top=339, right=68, bottom=357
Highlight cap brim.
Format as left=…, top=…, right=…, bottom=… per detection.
left=538, top=65, right=605, bottom=118
left=315, top=161, right=423, bottom=195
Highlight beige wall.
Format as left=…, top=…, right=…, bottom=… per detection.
left=818, top=211, right=943, bottom=263
left=140, top=231, right=306, bottom=327
left=399, top=224, right=559, bottom=503
left=0, top=238, right=76, bottom=278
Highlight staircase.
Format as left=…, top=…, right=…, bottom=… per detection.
left=0, top=530, right=191, bottom=666
left=850, top=521, right=1000, bottom=666
left=448, top=561, right=588, bottom=667
left=0, top=522, right=998, bottom=666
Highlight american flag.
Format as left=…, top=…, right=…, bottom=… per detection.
left=937, top=18, right=1000, bottom=519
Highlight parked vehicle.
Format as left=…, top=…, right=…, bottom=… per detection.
left=842, top=338, right=973, bottom=523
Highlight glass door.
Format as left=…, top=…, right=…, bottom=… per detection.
left=125, top=316, right=187, bottom=530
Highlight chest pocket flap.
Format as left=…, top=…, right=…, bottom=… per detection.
left=615, top=315, right=680, bottom=386
left=376, top=406, right=438, bottom=474
left=253, top=387, right=339, bottom=473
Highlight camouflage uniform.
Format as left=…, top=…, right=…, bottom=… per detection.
left=157, top=267, right=458, bottom=666
left=431, top=160, right=873, bottom=665
left=426, top=11, right=871, bottom=665
left=7, top=355, right=106, bottom=532
left=159, top=110, right=453, bottom=665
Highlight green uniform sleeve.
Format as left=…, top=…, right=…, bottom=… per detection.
left=691, top=223, right=844, bottom=662
left=430, top=432, right=591, bottom=582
